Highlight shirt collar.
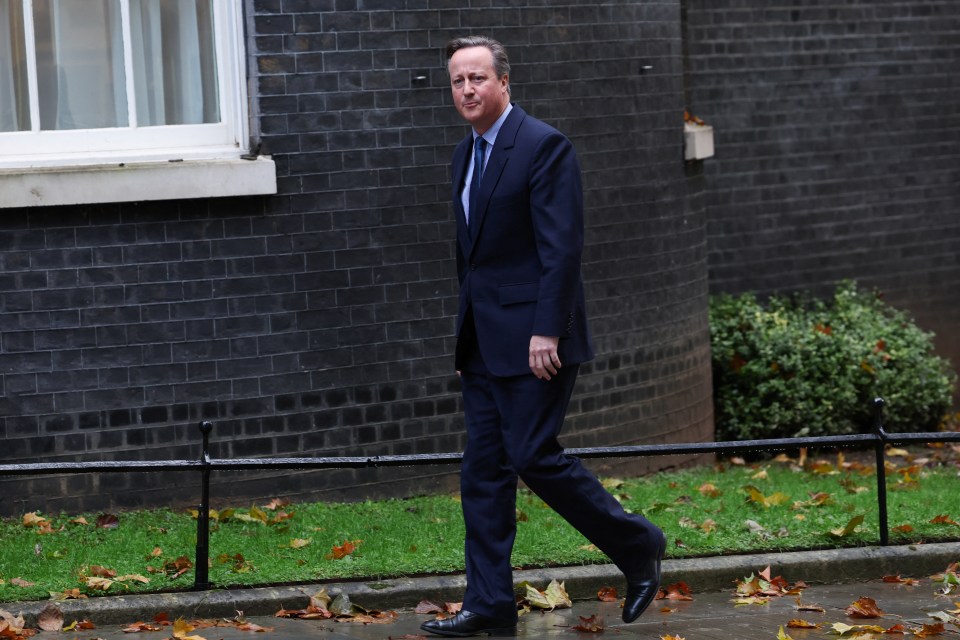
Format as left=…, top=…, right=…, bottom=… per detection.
left=474, top=103, right=513, bottom=147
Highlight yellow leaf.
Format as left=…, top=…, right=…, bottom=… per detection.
left=829, top=514, right=865, bottom=538
left=765, top=492, right=791, bottom=506
left=289, top=538, right=311, bottom=549
left=521, top=580, right=571, bottom=610
left=173, top=618, right=197, bottom=638
left=776, top=625, right=794, bottom=640
left=22, top=512, right=49, bottom=528
left=116, top=574, right=151, bottom=584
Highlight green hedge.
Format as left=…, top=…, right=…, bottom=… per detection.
left=709, top=282, right=956, bottom=442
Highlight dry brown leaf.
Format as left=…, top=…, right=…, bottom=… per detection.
left=916, top=622, right=946, bottom=637
left=597, top=586, right=618, bottom=602
left=845, top=596, right=884, bottom=618
left=36, top=605, right=63, bottom=632
left=571, top=614, right=603, bottom=633
left=85, top=577, right=114, bottom=591
left=121, top=621, right=163, bottom=633
left=785, top=619, right=818, bottom=629
left=89, top=565, right=117, bottom=578
left=658, top=582, right=693, bottom=601
left=414, top=600, right=444, bottom=614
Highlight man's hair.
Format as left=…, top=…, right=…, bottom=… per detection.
left=445, top=35, right=511, bottom=80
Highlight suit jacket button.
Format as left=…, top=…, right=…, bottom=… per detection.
left=470, top=263, right=477, bottom=270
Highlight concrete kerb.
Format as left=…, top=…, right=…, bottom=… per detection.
left=5, top=543, right=960, bottom=626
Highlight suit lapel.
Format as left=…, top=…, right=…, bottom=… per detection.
left=467, top=105, right=524, bottom=257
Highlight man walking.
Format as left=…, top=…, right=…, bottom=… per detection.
left=420, top=36, right=666, bottom=637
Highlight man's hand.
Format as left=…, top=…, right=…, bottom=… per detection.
left=529, top=335, right=561, bottom=380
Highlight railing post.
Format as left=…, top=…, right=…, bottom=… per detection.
left=194, top=421, right=213, bottom=590
left=872, top=398, right=889, bottom=546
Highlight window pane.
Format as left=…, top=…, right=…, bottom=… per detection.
left=33, top=0, right=128, bottom=130
left=130, top=0, right=220, bottom=126
left=0, top=0, right=30, bottom=131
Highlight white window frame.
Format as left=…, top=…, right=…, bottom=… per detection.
left=0, top=0, right=275, bottom=207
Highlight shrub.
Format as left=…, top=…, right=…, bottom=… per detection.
left=709, top=281, right=956, bottom=441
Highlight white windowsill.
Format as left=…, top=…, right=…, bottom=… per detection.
left=0, top=156, right=277, bottom=208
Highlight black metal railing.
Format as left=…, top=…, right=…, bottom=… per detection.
left=2, top=397, right=960, bottom=590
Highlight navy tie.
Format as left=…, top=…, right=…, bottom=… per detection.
left=468, top=136, right=487, bottom=238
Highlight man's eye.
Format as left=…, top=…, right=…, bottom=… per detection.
left=453, top=79, right=465, bottom=88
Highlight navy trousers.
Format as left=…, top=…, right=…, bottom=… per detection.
left=458, top=344, right=662, bottom=620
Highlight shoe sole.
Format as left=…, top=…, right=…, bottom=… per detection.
left=421, top=627, right=517, bottom=638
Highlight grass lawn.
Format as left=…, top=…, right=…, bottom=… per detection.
left=1, top=447, right=958, bottom=603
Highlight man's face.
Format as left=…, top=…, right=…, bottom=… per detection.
left=448, top=46, right=510, bottom=134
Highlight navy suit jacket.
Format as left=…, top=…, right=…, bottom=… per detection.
left=452, top=105, right=594, bottom=377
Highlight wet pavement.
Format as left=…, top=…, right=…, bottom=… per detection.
left=7, top=543, right=960, bottom=639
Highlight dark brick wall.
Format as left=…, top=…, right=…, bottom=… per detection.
left=0, top=1, right=713, bottom=516
left=685, top=0, right=960, bottom=397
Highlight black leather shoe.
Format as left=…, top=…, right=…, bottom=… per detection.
left=420, top=610, right=517, bottom=637
left=622, top=531, right=667, bottom=623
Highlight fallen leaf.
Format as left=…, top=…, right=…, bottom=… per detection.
left=288, top=538, right=311, bottom=549
left=571, top=614, right=604, bottom=633
left=85, top=577, right=114, bottom=591
left=89, top=565, right=117, bottom=578
left=162, top=556, right=194, bottom=579
left=95, top=513, right=120, bottom=529
left=263, top=498, right=290, bottom=510
left=10, top=578, right=34, bottom=588
left=659, top=582, right=693, bottom=601
left=122, top=621, right=164, bottom=633
left=62, top=620, right=95, bottom=631
left=0, top=610, right=27, bottom=635
left=698, top=483, right=722, bottom=498
left=786, top=619, right=818, bottom=629
left=414, top=600, right=444, bottom=614
left=916, top=622, right=946, bottom=637
left=597, top=586, right=618, bottom=602
left=326, top=539, right=361, bottom=560
left=829, top=514, right=865, bottom=538
left=521, top=580, right=571, bottom=610
left=22, top=512, right=49, bottom=528
left=845, top=596, right=883, bottom=618
left=829, top=622, right=887, bottom=635
left=776, top=625, right=794, bottom=640
left=882, top=575, right=921, bottom=586
left=37, top=605, right=63, bottom=632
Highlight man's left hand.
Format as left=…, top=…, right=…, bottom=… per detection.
left=529, top=335, right=561, bottom=380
